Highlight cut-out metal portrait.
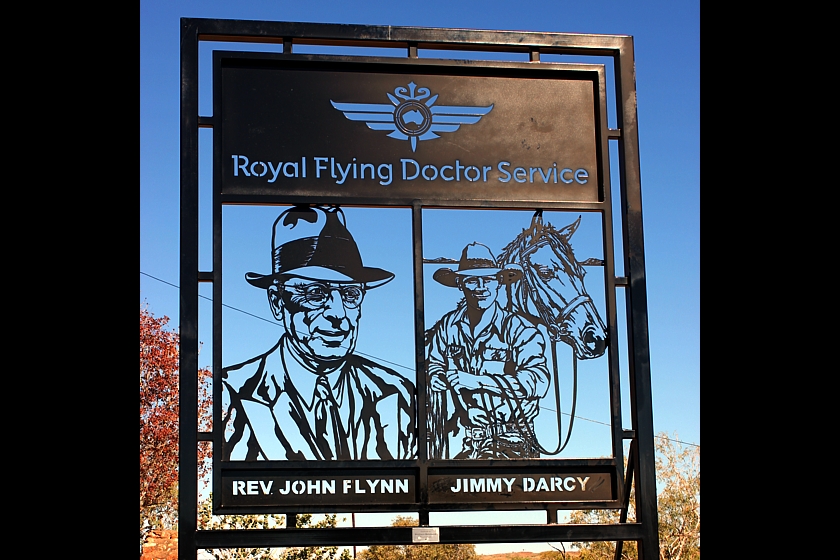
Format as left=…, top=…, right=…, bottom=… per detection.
left=222, top=205, right=416, bottom=461
left=425, top=212, right=607, bottom=460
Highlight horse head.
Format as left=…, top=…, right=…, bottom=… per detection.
left=499, top=213, right=608, bottom=359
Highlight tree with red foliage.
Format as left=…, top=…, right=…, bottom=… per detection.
left=140, top=305, right=212, bottom=538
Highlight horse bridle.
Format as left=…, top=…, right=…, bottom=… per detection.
left=557, top=293, right=594, bottom=320
left=523, top=257, right=593, bottom=342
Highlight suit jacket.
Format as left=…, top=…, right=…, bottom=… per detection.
left=222, top=337, right=416, bottom=461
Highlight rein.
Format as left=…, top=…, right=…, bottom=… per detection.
left=497, top=230, right=588, bottom=456
left=484, top=339, right=577, bottom=456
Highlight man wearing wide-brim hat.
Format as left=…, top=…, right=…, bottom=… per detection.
left=426, top=242, right=549, bottom=460
left=222, top=206, right=415, bottom=461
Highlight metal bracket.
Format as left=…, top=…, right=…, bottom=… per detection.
left=615, top=439, right=637, bottom=560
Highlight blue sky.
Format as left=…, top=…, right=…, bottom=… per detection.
left=141, top=0, right=698, bottom=553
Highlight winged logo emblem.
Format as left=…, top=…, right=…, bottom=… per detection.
left=331, top=81, right=494, bottom=152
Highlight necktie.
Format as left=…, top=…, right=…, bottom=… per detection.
left=314, top=375, right=349, bottom=460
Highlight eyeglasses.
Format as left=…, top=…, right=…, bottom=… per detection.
left=284, top=282, right=366, bottom=309
left=460, top=276, right=498, bottom=289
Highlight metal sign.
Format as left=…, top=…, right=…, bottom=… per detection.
left=181, top=18, right=658, bottom=560
left=215, top=51, right=616, bottom=510
left=219, top=55, right=601, bottom=204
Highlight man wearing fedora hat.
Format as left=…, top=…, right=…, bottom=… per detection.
left=222, top=206, right=416, bottom=461
left=426, top=242, right=549, bottom=460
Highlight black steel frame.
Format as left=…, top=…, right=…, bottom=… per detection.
left=180, top=18, right=658, bottom=559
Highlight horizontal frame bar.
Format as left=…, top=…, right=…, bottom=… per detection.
left=196, top=523, right=647, bottom=548
left=188, top=18, right=630, bottom=55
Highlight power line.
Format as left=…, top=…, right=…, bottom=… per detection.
left=539, top=406, right=699, bottom=448
left=656, top=435, right=698, bottom=448
left=141, top=271, right=411, bottom=372
left=141, top=272, right=278, bottom=326
left=140, top=270, right=699, bottom=449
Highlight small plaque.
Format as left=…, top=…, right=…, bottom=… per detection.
left=427, top=472, right=613, bottom=503
left=412, top=527, right=440, bottom=543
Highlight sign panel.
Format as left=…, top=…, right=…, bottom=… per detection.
left=219, top=54, right=603, bottom=204
left=220, top=206, right=418, bottom=463
left=221, top=473, right=417, bottom=507
left=214, top=51, right=618, bottom=513
left=421, top=209, right=612, bottom=462
left=220, top=471, right=613, bottom=507
left=428, top=471, right=613, bottom=503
